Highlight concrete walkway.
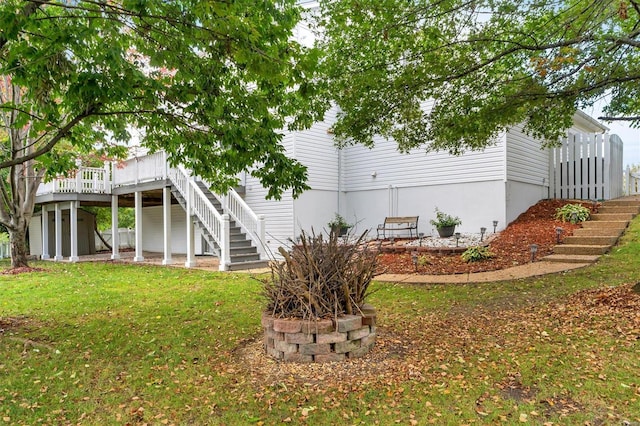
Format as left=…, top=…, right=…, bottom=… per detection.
left=374, top=261, right=588, bottom=284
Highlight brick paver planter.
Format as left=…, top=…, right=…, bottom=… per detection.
left=262, top=305, right=377, bottom=362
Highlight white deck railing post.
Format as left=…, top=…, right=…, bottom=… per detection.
left=257, top=214, right=265, bottom=258
left=219, top=214, right=230, bottom=271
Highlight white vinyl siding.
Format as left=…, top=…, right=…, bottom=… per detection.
left=506, top=124, right=550, bottom=186
left=243, top=133, right=296, bottom=256
left=293, top=106, right=339, bottom=191
left=343, top=136, right=505, bottom=191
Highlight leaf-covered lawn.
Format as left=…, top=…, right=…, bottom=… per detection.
left=1, top=218, right=639, bottom=425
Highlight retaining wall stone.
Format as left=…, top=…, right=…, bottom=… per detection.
left=263, top=308, right=377, bottom=363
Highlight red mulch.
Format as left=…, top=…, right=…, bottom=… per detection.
left=377, top=199, right=597, bottom=275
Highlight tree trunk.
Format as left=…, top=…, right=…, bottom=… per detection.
left=9, top=227, right=29, bottom=268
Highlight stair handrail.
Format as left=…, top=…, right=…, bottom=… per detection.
left=224, top=188, right=266, bottom=258
left=168, top=166, right=228, bottom=264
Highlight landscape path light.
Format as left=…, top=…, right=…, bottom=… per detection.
left=530, top=244, right=538, bottom=262
left=454, top=232, right=461, bottom=247
left=555, top=227, right=564, bottom=244
left=493, top=220, right=498, bottom=233
left=480, top=227, right=487, bottom=242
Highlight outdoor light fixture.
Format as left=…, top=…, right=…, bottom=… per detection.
left=480, top=227, right=487, bottom=242
left=570, top=212, right=578, bottom=223
left=411, top=251, right=418, bottom=272
left=493, top=220, right=498, bottom=233
left=454, top=232, right=461, bottom=247
left=555, top=227, right=564, bottom=244
left=418, top=232, right=424, bottom=247
left=389, top=236, right=395, bottom=245
left=530, top=244, right=538, bottom=262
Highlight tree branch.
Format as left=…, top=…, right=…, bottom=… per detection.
left=0, top=0, right=51, bottom=52
left=598, top=116, right=640, bottom=121
left=0, top=107, right=93, bottom=170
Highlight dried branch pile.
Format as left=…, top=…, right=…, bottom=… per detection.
left=262, top=230, right=378, bottom=319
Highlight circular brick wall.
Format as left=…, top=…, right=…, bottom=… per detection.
left=261, top=305, right=376, bottom=363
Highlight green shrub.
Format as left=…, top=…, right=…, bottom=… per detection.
left=555, top=203, right=590, bottom=223
left=461, top=246, right=494, bottom=262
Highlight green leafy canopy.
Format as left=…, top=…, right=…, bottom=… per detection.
left=1, top=0, right=327, bottom=199
left=319, top=0, right=640, bottom=153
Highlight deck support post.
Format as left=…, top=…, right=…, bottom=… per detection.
left=162, top=186, right=173, bottom=265
left=69, top=201, right=79, bottom=262
left=185, top=182, right=196, bottom=268
left=111, top=194, right=120, bottom=260
left=54, top=203, right=63, bottom=261
left=134, top=191, right=144, bottom=262
left=41, top=207, right=50, bottom=260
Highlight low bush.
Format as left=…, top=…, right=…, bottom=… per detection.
left=555, top=203, right=590, bottom=223
left=461, top=246, right=494, bottom=262
left=262, top=230, right=378, bottom=319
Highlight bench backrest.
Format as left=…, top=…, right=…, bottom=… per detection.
left=384, top=216, right=418, bottom=225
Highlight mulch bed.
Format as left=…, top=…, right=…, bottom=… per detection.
left=376, top=199, right=596, bottom=275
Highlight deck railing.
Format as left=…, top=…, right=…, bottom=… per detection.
left=168, top=167, right=230, bottom=269
left=112, top=151, right=167, bottom=187
left=37, top=166, right=111, bottom=195
left=224, top=189, right=266, bottom=257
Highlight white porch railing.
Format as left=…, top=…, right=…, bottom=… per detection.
left=224, top=189, right=266, bottom=258
left=549, top=133, right=624, bottom=200
left=37, top=166, right=111, bottom=195
left=168, top=167, right=230, bottom=270
left=625, top=166, right=640, bottom=195
left=112, top=151, right=167, bottom=187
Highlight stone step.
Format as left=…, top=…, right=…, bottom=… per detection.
left=553, top=244, right=610, bottom=255
left=602, top=199, right=640, bottom=207
left=590, top=213, right=634, bottom=221
left=543, top=254, right=600, bottom=264
left=563, top=235, right=619, bottom=245
left=572, top=227, right=624, bottom=237
left=580, top=220, right=628, bottom=230
left=230, top=252, right=262, bottom=263
left=227, top=259, right=270, bottom=271
left=597, top=205, right=640, bottom=214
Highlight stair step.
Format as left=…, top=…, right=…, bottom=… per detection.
left=590, top=213, right=634, bottom=221
left=563, top=236, right=619, bottom=245
left=230, top=246, right=258, bottom=255
left=553, top=244, right=610, bottom=255
left=597, top=205, right=640, bottom=214
left=230, top=240, right=252, bottom=248
left=230, top=253, right=261, bottom=263
left=543, top=254, right=600, bottom=264
left=572, top=228, right=625, bottom=237
left=580, top=220, right=628, bottom=230
left=227, top=259, right=270, bottom=271
left=602, top=199, right=640, bottom=207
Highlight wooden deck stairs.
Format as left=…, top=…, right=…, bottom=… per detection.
left=544, top=198, right=640, bottom=264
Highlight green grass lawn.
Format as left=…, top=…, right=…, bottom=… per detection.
left=1, top=219, right=640, bottom=425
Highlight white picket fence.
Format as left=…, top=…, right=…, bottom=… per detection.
left=95, top=228, right=136, bottom=251
left=624, top=167, right=640, bottom=196
left=0, top=241, right=9, bottom=259
left=549, top=133, right=624, bottom=200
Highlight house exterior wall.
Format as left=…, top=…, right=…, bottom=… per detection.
left=342, top=136, right=506, bottom=192
left=140, top=204, right=205, bottom=255
left=505, top=124, right=551, bottom=223
left=28, top=217, right=42, bottom=257
left=344, top=180, right=506, bottom=237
